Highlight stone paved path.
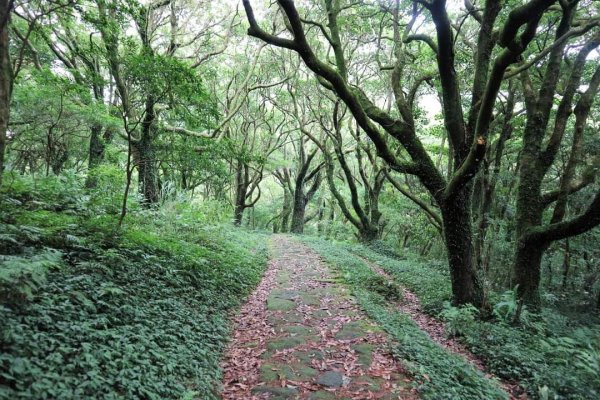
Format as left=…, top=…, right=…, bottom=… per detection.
left=221, top=235, right=416, bottom=399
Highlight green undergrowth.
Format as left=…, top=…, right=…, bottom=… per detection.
left=351, top=243, right=452, bottom=314
left=302, top=237, right=507, bottom=400
left=354, top=241, right=600, bottom=400
left=0, top=175, right=268, bottom=399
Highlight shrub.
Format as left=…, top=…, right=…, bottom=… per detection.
left=439, top=302, right=479, bottom=337
left=362, top=274, right=403, bottom=301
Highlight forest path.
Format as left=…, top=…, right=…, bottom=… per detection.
left=221, top=235, right=417, bottom=400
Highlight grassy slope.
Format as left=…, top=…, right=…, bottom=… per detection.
left=302, top=236, right=507, bottom=400
left=350, top=242, right=600, bottom=400
left=0, top=179, right=268, bottom=400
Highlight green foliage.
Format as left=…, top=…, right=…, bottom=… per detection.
left=351, top=244, right=452, bottom=314
left=1, top=171, right=84, bottom=210
left=9, top=69, right=111, bottom=173
left=303, top=237, right=506, bottom=400
left=124, top=50, right=217, bottom=128
left=351, top=241, right=600, bottom=399
left=87, top=164, right=127, bottom=215
left=542, top=331, right=600, bottom=378
left=361, top=274, right=403, bottom=301
left=460, top=319, right=600, bottom=399
left=439, top=302, right=479, bottom=337
left=491, top=287, right=520, bottom=322
left=0, top=249, right=62, bottom=305
left=0, top=179, right=268, bottom=399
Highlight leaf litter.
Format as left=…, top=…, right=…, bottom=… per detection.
left=221, top=235, right=418, bottom=399
left=359, top=256, right=526, bottom=399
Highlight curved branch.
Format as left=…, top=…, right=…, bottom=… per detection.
left=504, top=20, right=600, bottom=80
left=404, top=34, right=438, bottom=54
left=526, top=190, right=600, bottom=243
left=385, top=170, right=443, bottom=231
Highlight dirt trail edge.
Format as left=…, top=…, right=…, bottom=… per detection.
left=360, top=257, right=526, bottom=400
left=221, top=235, right=417, bottom=400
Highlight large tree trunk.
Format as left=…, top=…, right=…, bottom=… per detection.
left=0, top=1, right=12, bottom=186
left=513, top=237, right=545, bottom=306
left=513, top=152, right=545, bottom=304
left=441, top=187, right=485, bottom=307
left=233, top=161, right=246, bottom=226
left=132, top=132, right=159, bottom=205
left=134, top=98, right=159, bottom=204
left=85, top=123, right=105, bottom=188
left=50, top=144, right=68, bottom=175
left=280, top=187, right=292, bottom=233
left=290, top=191, right=306, bottom=233
left=233, top=204, right=244, bottom=226
left=358, top=226, right=379, bottom=243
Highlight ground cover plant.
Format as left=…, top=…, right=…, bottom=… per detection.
left=353, top=242, right=600, bottom=399
left=0, top=175, right=268, bottom=399
left=1, top=0, right=599, bottom=398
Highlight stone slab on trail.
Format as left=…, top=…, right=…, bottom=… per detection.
left=221, top=235, right=417, bottom=399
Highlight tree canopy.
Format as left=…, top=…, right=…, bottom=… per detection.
left=1, top=0, right=600, bottom=399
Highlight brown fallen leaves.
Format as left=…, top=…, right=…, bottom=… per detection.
left=220, top=236, right=418, bottom=399
left=220, top=256, right=280, bottom=400
left=360, top=257, right=527, bottom=400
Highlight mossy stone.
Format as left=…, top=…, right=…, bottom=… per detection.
left=267, top=295, right=296, bottom=311
left=267, top=311, right=305, bottom=325
left=259, top=362, right=280, bottom=382
left=283, top=325, right=311, bottom=335
left=316, top=371, right=345, bottom=387
left=272, top=290, right=299, bottom=300
left=299, top=293, right=322, bottom=306
left=260, top=361, right=318, bottom=382
left=335, top=320, right=381, bottom=340
left=267, top=335, right=305, bottom=351
left=352, top=343, right=374, bottom=367
left=293, top=349, right=325, bottom=364
left=275, top=271, right=291, bottom=284
left=308, top=390, right=337, bottom=400
left=352, top=376, right=381, bottom=391
left=251, top=386, right=299, bottom=399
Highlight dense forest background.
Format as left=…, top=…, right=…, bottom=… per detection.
left=0, top=0, right=599, bottom=399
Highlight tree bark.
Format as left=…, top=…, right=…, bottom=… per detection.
left=441, top=186, right=485, bottom=307
left=85, top=124, right=105, bottom=188
left=233, top=159, right=262, bottom=226
left=290, top=146, right=321, bottom=234
left=0, top=0, right=12, bottom=186
left=233, top=160, right=247, bottom=226
left=133, top=103, right=159, bottom=205
left=513, top=32, right=600, bottom=305
left=514, top=237, right=546, bottom=306
left=290, top=190, right=306, bottom=233
left=280, top=186, right=292, bottom=232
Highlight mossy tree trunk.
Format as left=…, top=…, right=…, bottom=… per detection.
left=233, top=158, right=262, bottom=226
left=273, top=167, right=293, bottom=232
left=0, top=0, right=12, bottom=186
left=289, top=142, right=322, bottom=234
left=513, top=24, right=600, bottom=306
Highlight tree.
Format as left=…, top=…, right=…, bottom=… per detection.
left=306, top=100, right=387, bottom=242
left=512, top=13, right=600, bottom=305
left=16, top=1, right=114, bottom=186
left=0, top=0, right=12, bottom=186
left=242, top=0, right=561, bottom=307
